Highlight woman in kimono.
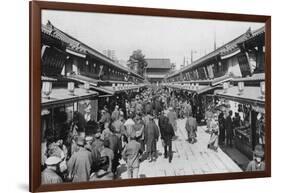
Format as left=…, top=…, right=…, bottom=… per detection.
left=207, top=115, right=219, bottom=152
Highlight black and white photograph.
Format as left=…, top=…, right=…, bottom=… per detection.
left=40, top=9, right=266, bottom=185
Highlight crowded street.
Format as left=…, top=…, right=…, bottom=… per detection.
left=119, top=117, right=242, bottom=179
left=40, top=16, right=266, bottom=185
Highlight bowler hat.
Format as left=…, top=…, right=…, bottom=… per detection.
left=253, top=144, right=264, bottom=157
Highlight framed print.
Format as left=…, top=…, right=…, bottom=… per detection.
left=30, top=1, right=271, bottom=192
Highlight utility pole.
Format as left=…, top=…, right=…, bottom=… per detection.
left=214, top=29, right=217, bottom=51
left=191, top=50, right=197, bottom=63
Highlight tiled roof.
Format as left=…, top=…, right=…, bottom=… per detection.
left=41, top=76, right=57, bottom=82
left=42, top=88, right=98, bottom=107
left=42, top=21, right=143, bottom=80
left=167, top=27, right=263, bottom=79
left=145, top=59, right=171, bottom=69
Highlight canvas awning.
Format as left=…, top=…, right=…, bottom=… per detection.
left=215, top=86, right=265, bottom=106
left=67, top=74, right=101, bottom=86
left=166, top=84, right=220, bottom=95
left=41, top=88, right=98, bottom=107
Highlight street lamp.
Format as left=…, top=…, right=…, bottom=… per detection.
left=42, top=81, right=52, bottom=99
left=260, top=81, right=265, bottom=98
left=68, top=82, right=75, bottom=95
left=84, top=82, right=90, bottom=93
left=238, top=82, right=244, bottom=95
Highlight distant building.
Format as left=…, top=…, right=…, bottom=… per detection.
left=145, top=58, right=172, bottom=84
left=103, top=49, right=117, bottom=61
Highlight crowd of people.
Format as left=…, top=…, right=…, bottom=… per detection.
left=41, top=87, right=265, bottom=184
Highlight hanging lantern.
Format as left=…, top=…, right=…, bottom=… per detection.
left=260, top=81, right=265, bottom=98
left=42, top=81, right=52, bottom=99
left=223, top=82, right=229, bottom=93
left=84, top=82, right=90, bottom=93
left=68, top=82, right=75, bottom=95
left=195, top=83, right=199, bottom=90
left=238, top=82, right=244, bottom=95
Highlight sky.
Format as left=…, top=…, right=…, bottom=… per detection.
left=42, top=10, right=264, bottom=70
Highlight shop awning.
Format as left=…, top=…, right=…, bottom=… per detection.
left=166, top=84, right=220, bottom=95
left=215, top=86, right=265, bottom=106
left=67, top=74, right=101, bottom=86
left=211, top=75, right=233, bottom=86
left=42, top=88, right=98, bottom=107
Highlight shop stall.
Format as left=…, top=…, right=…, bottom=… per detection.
left=215, top=75, right=265, bottom=159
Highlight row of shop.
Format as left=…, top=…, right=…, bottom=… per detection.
left=163, top=26, right=266, bottom=159
left=164, top=73, right=265, bottom=159
left=41, top=21, right=146, bottom=142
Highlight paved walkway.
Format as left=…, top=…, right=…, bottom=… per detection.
left=118, top=118, right=242, bottom=179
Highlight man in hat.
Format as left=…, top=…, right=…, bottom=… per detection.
left=90, top=133, right=102, bottom=172
left=124, top=113, right=136, bottom=142
left=67, top=136, right=93, bottom=182
left=185, top=113, right=198, bottom=144
left=134, top=114, right=145, bottom=152
left=101, top=122, right=113, bottom=141
left=111, top=105, right=120, bottom=122
left=100, top=139, right=114, bottom=172
left=122, top=133, right=142, bottom=178
left=167, top=107, right=177, bottom=132
left=85, top=136, right=94, bottom=152
left=225, top=110, right=234, bottom=147
left=107, top=129, right=122, bottom=175
left=92, top=133, right=103, bottom=153
left=42, top=156, right=63, bottom=184
left=98, top=108, right=111, bottom=132
left=246, top=144, right=265, bottom=171
left=159, top=115, right=175, bottom=163
left=112, top=113, right=125, bottom=139
left=89, top=156, right=114, bottom=181
left=144, top=115, right=159, bottom=162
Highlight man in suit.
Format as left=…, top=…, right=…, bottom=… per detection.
left=144, top=115, right=159, bottom=162
left=225, top=110, right=234, bottom=147
left=108, top=130, right=122, bottom=175
left=159, top=114, right=175, bottom=163
left=67, top=136, right=93, bottom=182
left=167, top=107, right=177, bottom=132
left=185, top=113, right=198, bottom=144
left=122, top=134, right=142, bottom=178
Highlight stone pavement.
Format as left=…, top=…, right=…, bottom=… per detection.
left=118, top=118, right=242, bottom=179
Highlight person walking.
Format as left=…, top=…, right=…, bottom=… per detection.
left=218, top=111, right=225, bottom=146
left=111, top=105, right=120, bottom=122
left=122, top=134, right=142, bottom=178
left=67, top=136, right=93, bottom=182
left=134, top=115, right=145, bottom=152
left=167, top=107, right=177, bottom=132
left=144, top=115, right=159, bottom=162
left=108, top=130, right=122, bottom=175
left=159, top=115, right=175, bottom=163
left=100, top=139, right=114, bottom=173
left=207, top=116, right=219, bottom=151
left=124, top=113, right=136, bottom=142
left=185, top=113, right=197, bottom=144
